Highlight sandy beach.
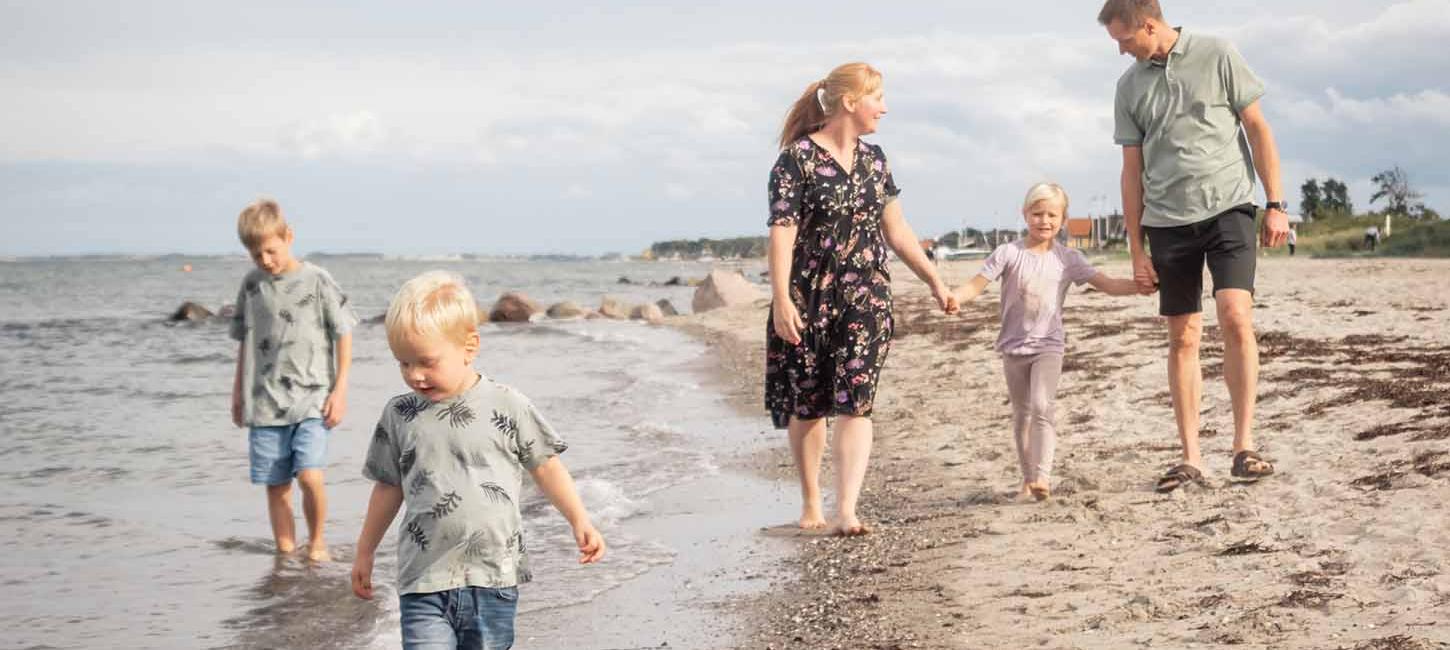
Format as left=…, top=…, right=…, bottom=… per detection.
left=680, top=256, right=1450, bottom=649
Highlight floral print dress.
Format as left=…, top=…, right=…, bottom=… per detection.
left=765, top=137, right=899, bottom=428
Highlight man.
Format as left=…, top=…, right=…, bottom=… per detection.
left=1100, top=0, right=1288, bottom=492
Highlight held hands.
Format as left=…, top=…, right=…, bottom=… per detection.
left=1131, top=251, right=1159, bottom=295
left=574, top=522, right=606, bottom=564
left=322, top=389, right=347, bottom=429
left=931, top=282, right=959, bottom=315
left=351, top=552, right=375, bottom=600
left=1261, top=208, right=1291, bottom=248
left=772, top=299, right=805, bottom=346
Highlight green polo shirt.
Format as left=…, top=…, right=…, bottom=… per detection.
left=1113, top=29, right=1266, bottom=228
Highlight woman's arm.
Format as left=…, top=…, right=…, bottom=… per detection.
left=882, top=201, right=957, bottom=313
left=768, top=224, right=805, bottom=344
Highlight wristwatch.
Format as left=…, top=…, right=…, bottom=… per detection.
left=1264, top=201, right=1288, bottom=212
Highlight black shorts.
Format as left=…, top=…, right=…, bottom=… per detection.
left=1144, top=204, right=1258, bottom=317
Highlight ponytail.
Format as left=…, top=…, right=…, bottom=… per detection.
left=776, top=62, right=882, bottom=150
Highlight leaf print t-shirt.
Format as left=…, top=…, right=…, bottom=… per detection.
left=230, top=262, right=358, bottom=426
left=362, top=374, right=569, bottom=595
left=977, top=241, right=1097, bottom=356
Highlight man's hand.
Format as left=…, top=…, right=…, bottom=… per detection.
left=1261, top=208, right=1290, bottom=248
left=1131, top=251, right=1159, bottom=295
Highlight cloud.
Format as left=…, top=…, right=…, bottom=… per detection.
left=1, top=1, right=1447, bottom=255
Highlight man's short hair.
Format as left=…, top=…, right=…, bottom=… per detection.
left=237, top=198, right=290, bottom=249
left=385, top=270, right=480, bottom=348
left=1097, top=0, right=1163, bottom=27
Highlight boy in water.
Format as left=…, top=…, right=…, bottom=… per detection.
left=230, top=198, right=357, bottom=561
left=352, top=270, right=604, bottom=649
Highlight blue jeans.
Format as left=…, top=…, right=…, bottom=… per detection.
left=400, top=586, right=519, bottom=650
left=248, top=418, right=328, bottom=485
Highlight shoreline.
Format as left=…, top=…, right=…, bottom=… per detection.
left=672, top=257, right=1450, bottom=649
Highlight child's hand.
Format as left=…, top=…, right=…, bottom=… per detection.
left=574, top=523, right=606, bottom=564
left=231, top=389, right=244, bottom=428
left=931, top=282, right=959, bottom=315
left=351, top=552, right=375, bottom=599
left=322, top=389, right=347, bottom=429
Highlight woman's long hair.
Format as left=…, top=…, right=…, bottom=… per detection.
left=777, top=62, right=883, bottom=150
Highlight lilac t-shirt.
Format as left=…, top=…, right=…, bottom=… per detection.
left=977, top=240, right=1097, bottom=356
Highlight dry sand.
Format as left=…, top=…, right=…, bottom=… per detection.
left=679, top=256, right=1450, bottom=650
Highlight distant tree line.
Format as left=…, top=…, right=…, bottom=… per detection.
left=647, top=237, right=767, bottom=259
left=1302, top=165, right=1439, bottom=223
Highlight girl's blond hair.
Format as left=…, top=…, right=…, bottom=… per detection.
left=1023, top=183, right=1070, bottom=214
left=777, top=62, right=883, bottom=149
left=385, top=271, right=480, bottom=348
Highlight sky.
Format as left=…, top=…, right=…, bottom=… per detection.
left=2, top=0, right=1447, bottom=256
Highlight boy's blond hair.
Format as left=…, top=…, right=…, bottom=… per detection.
left=1023, top=182, right=1070, bottom=214
left=386, top=271, right=480, bottom=348
left=237, top=198, right=290, bottom=249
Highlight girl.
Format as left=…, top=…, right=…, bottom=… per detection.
left=766, top=62, right=957, bottom=535
left=954, top=183, right=1142, bottom=500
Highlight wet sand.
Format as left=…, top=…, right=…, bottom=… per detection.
left=678, top=257, right=1450, bottom=649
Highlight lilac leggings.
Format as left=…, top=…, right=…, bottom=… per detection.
left=1001, top=352, right=1064, bottom=483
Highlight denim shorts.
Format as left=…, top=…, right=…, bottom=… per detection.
left=400, top=586, right=519, bottom=650
left=248, top=418, right=328, bottom=485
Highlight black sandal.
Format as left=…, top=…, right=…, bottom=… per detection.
left=1231, top=450, right=1275, bottom=480
left=1156, top=464, right=1203, bottom=493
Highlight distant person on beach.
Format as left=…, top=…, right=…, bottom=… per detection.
left=766, top=62, right=958, bottom=535
left=1364, top=225, right=1380, bottom=251
left=1101, top=0, right=1286, bottom=492
left=351, top=271, right=604, bottom=649
left=229, top=198, right=357, bottom=561
left=952, top=183, right=1142, bottom=500
left=1287, top=228, right=1296, bottom=256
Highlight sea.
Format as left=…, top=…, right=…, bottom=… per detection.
left=0, top=255, right=794, bottom=650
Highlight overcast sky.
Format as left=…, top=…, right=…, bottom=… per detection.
left=3, top=0, right=1447, bottom=256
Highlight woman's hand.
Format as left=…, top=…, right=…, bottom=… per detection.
left=772, top=299, right=806, bottom=345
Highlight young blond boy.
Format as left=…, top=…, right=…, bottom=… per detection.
left=230, top=198, right=357, bottom=561
left=351, top=271, right=604, bottom=649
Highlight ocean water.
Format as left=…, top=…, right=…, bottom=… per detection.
left=0, top=256, right=791, bottom=649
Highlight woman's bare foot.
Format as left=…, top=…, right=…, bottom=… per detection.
left=833, top=516, right=872, bottom=537
left=305, top=541, right=331, bottom=563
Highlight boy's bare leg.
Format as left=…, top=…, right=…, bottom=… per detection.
left=296, top=469, right=330, bottom=562
left=788, top=417, right=828, bottom=529
left=833, top=415, right=873, bottom=534
left=1215, top=290, right=1258, bottom=454
left=1166, top=313, right=1204, bottom=468
left=266, top=483, right=297, bottom=554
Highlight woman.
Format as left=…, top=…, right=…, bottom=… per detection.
left=766, top=62, right=956, bottom=535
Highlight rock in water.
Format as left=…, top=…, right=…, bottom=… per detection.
left=691, top=269, right=763, bottom=313
left=630, top=303, right=665, bottom=324
left=170, top=301, right=213, bottom=322
left=598, top=296, right=631, bottom=320
left=489, top=292, right=542, bottom=323
left=546, top=301, right=586, bottom=319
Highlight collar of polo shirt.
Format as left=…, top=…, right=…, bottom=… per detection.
left=1147, top=27, right=1188, bottom=68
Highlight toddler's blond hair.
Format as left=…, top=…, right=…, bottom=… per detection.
left=385, top=271, right=481, bottom=348
left=1023, top=183, right=1069, bottom=214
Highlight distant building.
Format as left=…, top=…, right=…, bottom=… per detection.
left=1065, top=218, right=1094, bottom=248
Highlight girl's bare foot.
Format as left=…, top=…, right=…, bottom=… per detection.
left=276, top=540, right=297, bottom=555
left=1027, top=481, right=1050, bottom=502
